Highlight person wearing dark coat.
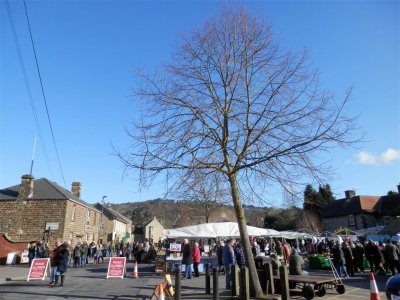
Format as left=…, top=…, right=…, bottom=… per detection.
left=215, top=241, right=225, bottom=275
left=234, top=242, right=246, bottom=268
left=181, top=239, right=193, bottom=279
left=352, top=242, right=365, bottom=273
left=364, top=240, right=378, bottom=273
left=331, top=242, right=348, bottom=277
left=385, top=240, right=400, bottom=275
left=342, top=242, right=354, bottom=276
left=49, top=242, right=69, bottom=287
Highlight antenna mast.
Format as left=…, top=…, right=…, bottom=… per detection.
left=29, top=136, right=37, bottom=175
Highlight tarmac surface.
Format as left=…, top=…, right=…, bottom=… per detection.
left=0, top=257, right=392, bottom=300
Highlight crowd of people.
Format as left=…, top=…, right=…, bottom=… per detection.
left=27, top=238, right=158, bottom=287
left=27, top=235, right=400, bottom=291
left=176, top=236, right=400, bottom=291
left=320, top=239, right=400, bottom=278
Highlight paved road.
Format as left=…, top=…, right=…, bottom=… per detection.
left=0, top=259, right=391, bottom=299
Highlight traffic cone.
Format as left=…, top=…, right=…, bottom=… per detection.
left=370, top=272, right=381, bottom=300
left=131, top=260, right=139, bottom=278
left=157, top=284, right=165, bottom=300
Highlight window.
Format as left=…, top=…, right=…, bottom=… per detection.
left=72, top=205, right=76, bottom=221
left=348, top=215, right=356, bottom=226
left=86, top=209, right=90, bottom=224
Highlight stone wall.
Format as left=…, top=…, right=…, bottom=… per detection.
left=0, top=199, right=102, bottom=247
left=64, top=201, right=102, bottom=246
left=322, top=213, right=378, bottom=232
left=0, top=199, right=67, bottom=243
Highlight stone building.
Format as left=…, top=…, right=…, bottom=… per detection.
left=133, top=216, right=165, bottom=243
left=93, top=203, right=132, bottom=243
left=322, top=189, right=400, bottom=232
left=0, top=175, right=102, bottom=246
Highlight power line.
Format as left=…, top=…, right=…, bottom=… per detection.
left=4, top=0, right=53, bottom=177
left=23, top=0, right=67, bottom=188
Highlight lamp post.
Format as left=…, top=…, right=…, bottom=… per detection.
left=100, top=196, right=107, bottom=243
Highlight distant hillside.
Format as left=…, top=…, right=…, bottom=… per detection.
left=110, top=199, right=267, bottom=229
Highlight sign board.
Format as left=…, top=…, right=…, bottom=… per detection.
left=107, top=257, right=126, bottom=279
left=155, top=256, right=166, bottom=273
left=45, top=222, right=59, bottom=230
left=21, top=250, right=29, bottom=264
left=169, top=243, right=181, bottom=252
left=6, top=252, right=17, bottom=265
left=27, top=258, right=50, bottom=281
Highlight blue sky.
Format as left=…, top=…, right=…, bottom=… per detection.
left=1, top=0, right=399, bottom=205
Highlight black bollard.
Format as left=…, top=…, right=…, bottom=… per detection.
left=279, top=265, right=289, bottom=300
left=212, top=268, right=219, bottom=300
left=231, top=264, right=240, bottom=296
left=175, top=267, right=181, bottom=300
left=240, top=266, right=250, bottom=300
left=205, top=263, right=211, bottom=294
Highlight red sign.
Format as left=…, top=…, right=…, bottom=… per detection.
left=27, top=258, right=50, bottom=281
left=107, top=257, right=126, bottom=279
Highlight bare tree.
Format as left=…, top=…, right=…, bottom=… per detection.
left=170, top=171, right=230, bottom=223
left=117, top=8, right=358, bottom=296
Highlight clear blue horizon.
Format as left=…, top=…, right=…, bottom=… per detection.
left=1, top=1, right=399, bottom=205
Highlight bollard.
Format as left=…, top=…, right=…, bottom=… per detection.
left=175, top=267, right=181, bottom=300
left=205, top=263, right=211, bottom=294
left=239, top=266, right=250, bottom=300
left=212, top=268, right=219, bottom=300
left=279, top=265, right=289, bottom=300
left=231, top=264, right=240, bottom=296
left=264, top=262, right=275, bottom=295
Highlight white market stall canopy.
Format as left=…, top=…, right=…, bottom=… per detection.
left=166, top=222, right=279, bottom=239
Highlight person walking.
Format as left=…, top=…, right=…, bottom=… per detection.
left=222, top=238, right=236, bottom=290
left=216, top=240, right=225, bottom=275
left=365, top=240, right=377, bottom=273
left=48, top=242, right=61, bottom=287
left=352, top=241, right=365, bottom=273
left=80, top=241, right=88, bottom=267
left=331, top=242, right=348, bottom=277
left=234, top=241, right=246, bottom=268
left=181, top=239, right=193, bottom=279
left=342, top=242, right=354, bottom=277
left=192, top=242, right=201, bottom=277
left=73, top=242, right=81, bottom=268
left=385, top=240, right=400, bottom=275
left=54, top=242, right=69, bottom=286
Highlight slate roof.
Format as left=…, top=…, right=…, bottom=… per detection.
left=0, top=177, right=98, bottom=211
left=322, top=195, right=380, bottom=218
left=94, top=203, right=131, bottom=224
left=373, top=194, right=400, bottom=216
left=378, top=218, right=400, bottom=234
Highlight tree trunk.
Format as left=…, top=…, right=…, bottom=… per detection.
left=228, top=172, right=264, bottom=298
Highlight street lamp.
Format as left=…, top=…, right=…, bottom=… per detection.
left=100, top=196, right=107, bottom=243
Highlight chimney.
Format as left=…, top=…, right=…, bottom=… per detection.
left=71, top=182, right=81, bottom=198
left=17, top=174, right=34, bottom=201
left=345, top=190, right=355, bottom=199
left=397, top=184, right=400, bottom=194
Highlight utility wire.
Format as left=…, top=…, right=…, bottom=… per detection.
left=23, top=0, right=67, bottom=188
left=4, top=0, right=53, bottom=177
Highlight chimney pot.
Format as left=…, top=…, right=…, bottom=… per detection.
left=18, top=174, right=34, bottom=201
left=345, top=190, right=355, bottom=199
left=71, top=182, right=81, bottom=198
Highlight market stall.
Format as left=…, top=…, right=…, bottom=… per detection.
left=158, top=222, right=279, bottom=273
